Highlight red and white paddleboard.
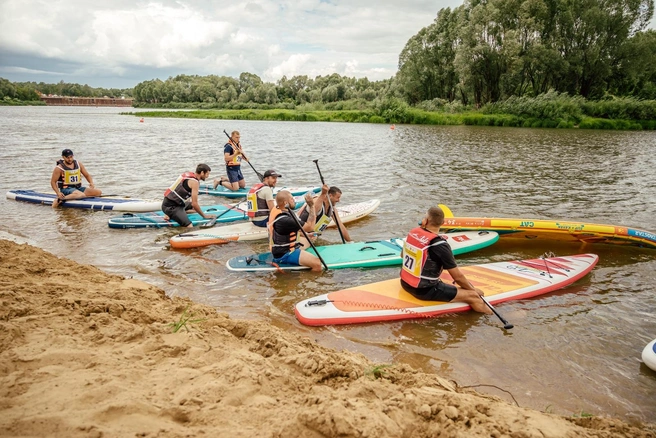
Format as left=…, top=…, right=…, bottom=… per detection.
left=295, top=254, right=599, bottom=326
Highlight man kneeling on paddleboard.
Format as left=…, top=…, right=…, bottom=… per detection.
left=161, top=164, right=216, bottom=228
left=50, top=149, right=102, bottom=208
left=247, top=169, right=281, bottom=227
left=400, top=206, right=492, bottom=314
left=296, top=185, right=352, bottom=248
left=268, top=191, right=323, bottom=272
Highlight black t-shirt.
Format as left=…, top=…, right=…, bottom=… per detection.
left=271, top=213, right=305, bottom=258
left=401, top=237, right=457, bottom=294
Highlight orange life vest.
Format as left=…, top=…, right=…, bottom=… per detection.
left=268, top=207, right=298, bottom=256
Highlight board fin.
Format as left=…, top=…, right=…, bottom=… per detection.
left=438, top=204, right=454, bottom=218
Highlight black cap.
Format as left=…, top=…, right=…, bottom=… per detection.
left=62, top=149, right=74, bottom=157
left=263, top=169, right=282, bottom=178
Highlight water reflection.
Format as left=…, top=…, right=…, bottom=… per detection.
left=0, top=106, right=654, bottom=423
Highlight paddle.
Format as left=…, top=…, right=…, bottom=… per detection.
left=199, top=198, right=248, bottom=228
left=286, top=206, right=329, bottom=271
left=312, top=159, right=346, bottom=244
left=223, top=130, right=264, bottom=182
left=480, top=296, right=513, bottom=330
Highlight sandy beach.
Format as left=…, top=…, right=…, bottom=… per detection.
left=0, top=238, right=654, bottom=437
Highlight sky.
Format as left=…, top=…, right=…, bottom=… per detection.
left=1, top=1, right=654, bottom=90
left=0, top=0, right=463, bottom=89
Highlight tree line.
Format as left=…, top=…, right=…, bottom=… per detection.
left=2, top=0, right=656, bottom=115
left=397, top=0, right=656, bottom=106
left=0, top=78, right=133, bottom=103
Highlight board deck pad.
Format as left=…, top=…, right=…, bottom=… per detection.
left=226, top=231, right=499, bottom=272
left=199, top=184, right=320, bottom=198
left=438, top=204, right=656, bottom=249
left=169, top=199, right=381, bottom=249
left=6, top=190, right=161, bottom=212
left=295, top=254, right=599, bottom=326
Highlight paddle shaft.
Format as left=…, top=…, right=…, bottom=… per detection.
left=481, top=296, right=514, bottom=330
left=223, top=130, right=264, bottom=182
left=286, top=206, right=329, bottom=270
left=312, top=160, right=346, bottom=244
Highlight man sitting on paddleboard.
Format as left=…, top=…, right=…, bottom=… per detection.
left=161, top=164, right=216, bottom=228
left=400, top=206, right=492, bottom=314
left=247, top=169, right=281, bottom=227
left=213, top=130, right=248, bottom=191
left=296, top=185, right=352, bottom=248
left=50, top=149, right=102, bottom=208
left=268, top=190, right=322, bottom=272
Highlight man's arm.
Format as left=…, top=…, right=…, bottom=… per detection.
left=188, top=180, right=215, bottom=219
left=301, top=194, right=316, bottom=232
left=78, top=162, right=95, bottom=188
left=446, top=266, right=484, bottom=295
left=333, top=212, right=352, bottom=242
left=50, top=168, right=64, bottom=198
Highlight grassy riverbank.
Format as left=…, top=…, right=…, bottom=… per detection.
left=122, top=107, right=656, bottom=130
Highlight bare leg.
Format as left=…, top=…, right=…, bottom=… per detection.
left=299, top=251, right=323, bottom=272
left=454, top=288, right=493, bottom=314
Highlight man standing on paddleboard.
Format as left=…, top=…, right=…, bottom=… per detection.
left=162, top=164, right=216, bottom=227
left=400, top=206, right=492, bottom=314
left=50, top=149, right=102, bottom=208
left=213, top=130, right=248, bottom=191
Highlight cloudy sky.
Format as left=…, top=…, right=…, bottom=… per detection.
left=0, top=0, right=465, bottom=89
left=1, top=1, right=654, bottom=90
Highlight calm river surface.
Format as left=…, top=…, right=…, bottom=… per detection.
left=1, top=106, right=655, bottom=424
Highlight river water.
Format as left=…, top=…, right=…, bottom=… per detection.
left=1, top=106, right=655, bottom=424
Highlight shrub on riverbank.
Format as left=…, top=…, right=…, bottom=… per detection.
left=0, top=97, right=46, bottom=106
left=124, top=91, right=656, bottom=130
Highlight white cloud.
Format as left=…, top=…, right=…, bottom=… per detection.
left=5, top=0, right=648, bottom=88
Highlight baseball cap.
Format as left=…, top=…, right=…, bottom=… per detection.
left=263, top=169, right=282, bottom=178
left=62, top=149, right=74, bottom=157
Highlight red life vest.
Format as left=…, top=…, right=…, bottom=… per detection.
left=247, top=183, right=271, bottom=219
left=400, top=227, right=447, bottom=288
left=164, top=171, right=198, bottom=205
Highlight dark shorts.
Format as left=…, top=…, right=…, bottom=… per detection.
left=272, top=248, right=302, bottom=265
left=226, top=166, right=244, bottom=183
left=162, top=199, right=191, bottom=227
left=61, top=186, right=86, bottom=195
left=251, top=217, right=268, bottom=227
left=409, top=281, right=458, bottom=302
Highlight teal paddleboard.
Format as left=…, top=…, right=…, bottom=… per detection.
left=225, top=231, right=499, bottom=272
left=108, top=196, right=307, bottom=229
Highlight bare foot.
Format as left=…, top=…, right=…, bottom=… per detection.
left=52, top=198, right=61, bottom=208
left=213, top=177, right=228, bottom=190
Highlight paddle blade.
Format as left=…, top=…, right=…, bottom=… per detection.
left=200, top=218, right=217, bottom=228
